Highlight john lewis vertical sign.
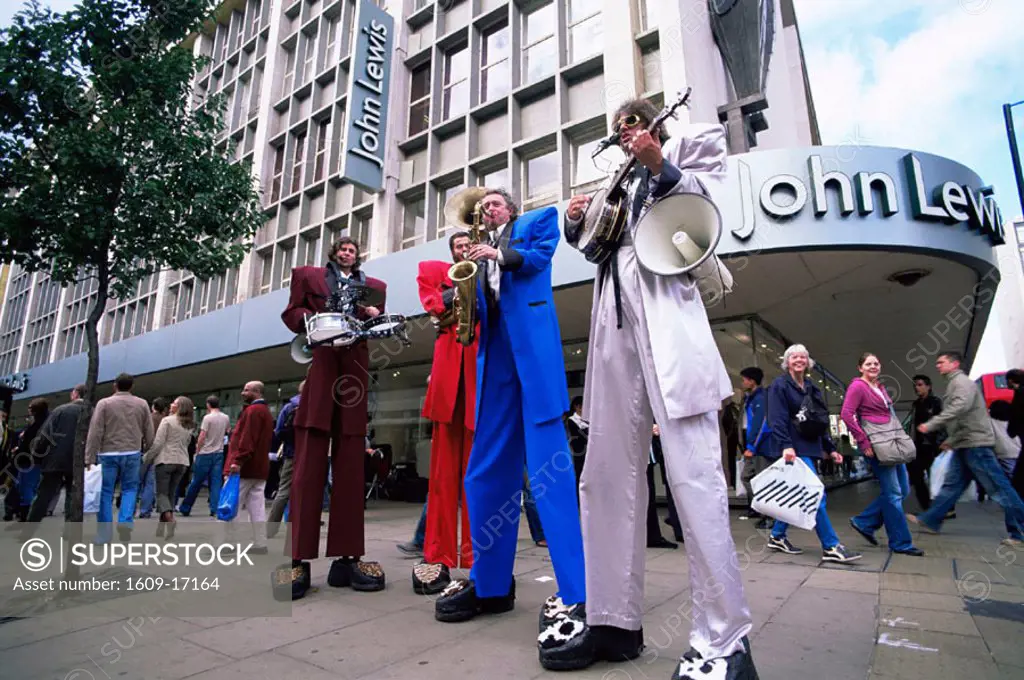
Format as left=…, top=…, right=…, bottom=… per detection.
left=339, top=0, right=394, bottom=193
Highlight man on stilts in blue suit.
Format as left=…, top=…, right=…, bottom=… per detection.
left=433, top=188, right=586, bottom=668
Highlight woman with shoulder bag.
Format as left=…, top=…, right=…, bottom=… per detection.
left=841, top=353, right=923, bottom=556
left=765, top=344, right=862, bottom=563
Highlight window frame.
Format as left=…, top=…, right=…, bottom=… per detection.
left=567, top=0, right=603, bottom=63
left=408, top=62, right=431, bottom=136
left=522, top=2, right=556, bottom=84
left=480, top=24, right=511, bottom=102
left=442, top=47, right=470, bottom=120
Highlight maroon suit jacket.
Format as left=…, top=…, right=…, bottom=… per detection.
left=281, top=266, right=387, bottom=436
left=417, top=260, right=477, bottom=429
left=223, top=401, right=273, bottom=480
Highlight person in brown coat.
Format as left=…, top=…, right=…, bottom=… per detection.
left=223, top=381, right=274, bottom=554
left=280, top=236, right=387, bottom=599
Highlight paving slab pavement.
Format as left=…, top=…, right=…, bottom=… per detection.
left=1, top=482, right=1022, bottom=679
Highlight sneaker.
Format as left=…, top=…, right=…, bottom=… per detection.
left=767, top=536, right=803, bottom=554
left=1001, top=537, right=1023, bottom=548
left=396, top=541, right=423, bottom=558
left=822, top=544, right=862, bottom=563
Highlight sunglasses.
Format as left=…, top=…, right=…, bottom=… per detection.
left=613, top=114, right=643, bottom=133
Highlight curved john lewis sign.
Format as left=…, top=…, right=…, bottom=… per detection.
left=707, top=146, right=1005, bottom=266
left=339, top=0, right=394, bottom=193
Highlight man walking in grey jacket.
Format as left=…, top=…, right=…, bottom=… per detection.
left=908, top=352, right=1024, bottom=546
left=86, top=373, right=154, bottom=543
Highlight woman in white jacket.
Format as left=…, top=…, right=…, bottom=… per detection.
left=145, top=396, right=196, bottom=538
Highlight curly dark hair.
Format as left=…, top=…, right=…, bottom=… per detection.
left=483, top=187, right=519, bottom=223
left=613, top=97, right=670, bottom=144
left=329, top=236, right=362, bottom=271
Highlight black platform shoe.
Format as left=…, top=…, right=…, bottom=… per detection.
left=327, top=558, right=386, bottom=592
left=412, top=562, right=451, bottom=595
left=670, top=637, right=759, bottom=680
left=539, top=595, right=585, bottom=633
left=434, top=578, right=515, bottom=622
left=273, top=561, right=311, bottom=601
left=539, top=623, right=644, bottom=671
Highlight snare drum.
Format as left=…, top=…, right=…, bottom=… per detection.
left=362, top=314, right=408, bottom=341
left=305, top=313, right=360, bottom=348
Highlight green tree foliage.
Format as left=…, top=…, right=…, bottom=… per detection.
left=0, top=0, right=264, bottom=547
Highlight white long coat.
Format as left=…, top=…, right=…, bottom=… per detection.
left=581, top=122, right=733, bottom=422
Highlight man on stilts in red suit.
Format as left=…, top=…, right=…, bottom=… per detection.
left=411, top=232, right=478, bottom=594
left=280, top=236, right=387, bottom=600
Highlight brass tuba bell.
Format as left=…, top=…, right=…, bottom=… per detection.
left=442, top=187, right=490, bottom=346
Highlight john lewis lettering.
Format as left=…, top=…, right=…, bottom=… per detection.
left=339, top=0, right=394, bottom=193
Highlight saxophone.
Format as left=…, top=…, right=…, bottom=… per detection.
left=442, top=187, right=490, bottom=346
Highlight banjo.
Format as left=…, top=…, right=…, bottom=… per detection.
left=571, top=88, right=693, bottom=265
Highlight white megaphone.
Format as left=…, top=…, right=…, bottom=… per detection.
left=633, top=192, right=733, bottom=302
left=290, top=334, right=314, bottom=364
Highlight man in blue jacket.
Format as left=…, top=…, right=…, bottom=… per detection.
left=267, top=382, right=302, bottom=538
left=433, top=190, right=585, bottom=666
left=738, top=367, right=773, bottom=527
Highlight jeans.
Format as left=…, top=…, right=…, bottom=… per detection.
left=522, top=472, right=545, bottom=543
left=138, top=464, right=156, bottom=516
left=852, top=458, right=914, bottom=551
left=919, top=447, right=1024, bottom=539
left=178, top=452, right=224, bottom=515
left=771, top=457, right=840, bottom=550
left=413, top=501, right=428, bottom=547
left=96, top=453, right=142, bottom=542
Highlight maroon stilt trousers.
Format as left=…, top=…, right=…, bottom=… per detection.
left=290, top=419, right=364, bottom=561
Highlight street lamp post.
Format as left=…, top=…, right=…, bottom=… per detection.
left=1004, top=99, right=1024, bottom=217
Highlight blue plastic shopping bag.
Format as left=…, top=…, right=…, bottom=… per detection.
left=217, top=472, right=241, bottom=521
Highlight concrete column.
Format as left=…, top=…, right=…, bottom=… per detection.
left=601, top=0, right=644, bottom=125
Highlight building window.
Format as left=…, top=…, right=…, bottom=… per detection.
left=523, top=3, right=556, bottom=84
left=641, top=45, right=661, bottom=93
left=523, top=149, right=559, bottom=210
left=437, top=183, right=467, bottom=238
left=478, top=167, right=509, bottom=190
left=568, top=0, right=603, bottom=63
left=249, top=67, right=262, bottom=119
left=298, top=229, right=322, bottom=267
left=258, top=252, right=272, bottom=295
left=273, top=244, right=294, bottom=291
left=401, top=198, right=426, bottom=250
left=573, top=136, right=623, bottom=195
left=324, top=15, right=339, bottom=69
left=298, top=33, right=316, bottom=86
left=281, top=48, right=296, bottom=95
left=290, top=130, right=307, bottom=196
left=637, top=0, right=658, bottom=32
left=269, top=145, right=284, bottom=203
left=409, top=63, right=431, bottom=136
left=442, top=47, right=470, bottom=120
left=481, top=25, right=510, bottom=102
left=314, top=119, right=329, bottom=182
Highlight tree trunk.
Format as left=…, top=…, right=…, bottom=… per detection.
left=63, top=260, right=108, bottom=582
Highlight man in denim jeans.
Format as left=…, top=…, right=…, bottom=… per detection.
left=179, top=395, right=230, bottom=517
left=85, top=373, right=154, bottom=543
left=909, top=351, right=1024, bottom=546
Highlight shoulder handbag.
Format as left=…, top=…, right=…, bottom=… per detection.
left=859, top=382, right=916, bottom=465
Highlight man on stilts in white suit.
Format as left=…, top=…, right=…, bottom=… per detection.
left=543, top=97, right=759, bottom=679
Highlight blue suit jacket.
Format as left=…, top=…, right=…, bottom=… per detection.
left=475, top=206, right=570, bottom=426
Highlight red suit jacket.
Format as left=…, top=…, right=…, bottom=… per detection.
left=417, top=260, right=476, bottom=430
left=281, top=266, right=387, bottom=436
left=223, top=401, right=274, bottom=480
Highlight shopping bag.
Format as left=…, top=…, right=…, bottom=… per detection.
left=83, top=464, right=102, bottom=514
left=216, top=472, right=241, bottom=522
left=750, top=457, right=824, bottom=531
left=928, top=450, right=978, bottom=503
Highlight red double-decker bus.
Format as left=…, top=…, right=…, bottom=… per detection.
left=976, top=372, right=1014, bottom=408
